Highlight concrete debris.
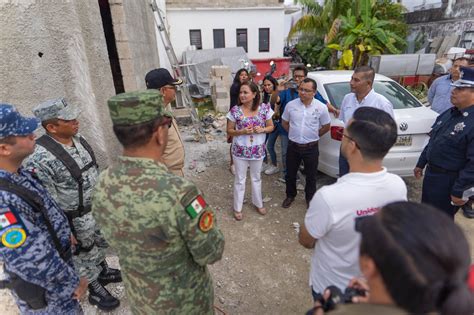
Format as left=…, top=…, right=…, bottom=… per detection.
left=262, top=196, right=272, bottom=203
left=292, top=222, right=300, bottom=233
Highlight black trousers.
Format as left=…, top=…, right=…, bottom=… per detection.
left=422, top=166, right=458, bottom=219
left=286, top=140, right=319, bottom=203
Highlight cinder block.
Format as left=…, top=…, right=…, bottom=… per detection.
left=212, top=65, right=231, bottom=77
left=215, top=92, right=228, bottom=98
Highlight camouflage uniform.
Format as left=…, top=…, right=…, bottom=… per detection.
left=0, top=104, right=82, bottom=314
left=25, top=134, right=107, bottom=282
left=25, top=99, right=108, bottom=282
left=93, top=90, right=225, bottom=314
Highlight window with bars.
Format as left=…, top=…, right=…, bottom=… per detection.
left=236, top=28, right=248, bottom=52
left=259, top=28, right=270, bottom=52
left=189, top=29, right=202, bottom=50
left=213, top=29, right=225, bottom=49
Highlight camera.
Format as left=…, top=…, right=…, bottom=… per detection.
left=285, top=79, right=298, bottom=90
left=313, top=285, right=367, bottom=313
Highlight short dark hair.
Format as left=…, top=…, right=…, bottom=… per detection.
left=354, top=66, right=375, bottom=83
left=0, top=136, right=16, bottom=145
left=238, top=82, right=261, bottom=111
left=357, top=202, right=474, bottom=314
left=454, top=57, right=470, bottom=64
left=41, top=118, right=59, bottom=130
left=301, top=78, right=317, bottom=91
left=293, top=65, right=308, bottom=76
left=112, top=117, right=170, bottom=149
left=347, top=107, right=397, bottom=160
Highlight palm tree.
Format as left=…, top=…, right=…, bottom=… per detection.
left=288, top=0, right=352, bottom=40
left=330, top=0, right=407, bottom=68
left=289, top=0, right=351, bottom=66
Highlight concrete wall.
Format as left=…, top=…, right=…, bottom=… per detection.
left=0, top=0, right=119, bottom=166
left=166, top=0, right=282, bottom=8
left=0, top=0, right=161, bottom=166
left=167, top=7, right=285, bottom=60
left=110, top=0, right=160, bottom=90
left=406, top=1, right=474, bottom=41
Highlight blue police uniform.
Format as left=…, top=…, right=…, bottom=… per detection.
left=0, top=103, right=82, bottom=314
left=416, top=106, right=474, bottom=218
left=0, top=169, right=82, bottom=314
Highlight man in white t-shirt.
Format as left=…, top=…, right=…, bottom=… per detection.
left=281, top=78, right=331, bottom=209
left=299, top=107, right=407, bottom=301
left=339, top=66, right=394, bottom=176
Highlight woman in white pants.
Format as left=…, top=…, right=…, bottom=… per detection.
left=226, top=82, right=274, bottom=220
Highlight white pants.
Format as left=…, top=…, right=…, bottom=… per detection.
left=233, top=157, right=264, bottom=212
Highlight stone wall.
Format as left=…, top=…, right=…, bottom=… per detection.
left=110, top=0, right=160, bottom=90
left=406, top=1, right=474, bottom=38
left=166, top=0, right=283, bottom=8
left=0, top=0, right=160, bottom=166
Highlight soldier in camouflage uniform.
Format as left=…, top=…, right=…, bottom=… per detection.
left=92, top=90, right=225, bottom=314
left=0, top=103, right=88, bottom=314
left=25, top=98, right=121, bottom=311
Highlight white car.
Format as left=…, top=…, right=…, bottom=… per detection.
left=307, top=70, right=439, bottom=178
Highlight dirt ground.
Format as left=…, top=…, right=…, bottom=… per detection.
left=1, top=120, right=473, bottom=315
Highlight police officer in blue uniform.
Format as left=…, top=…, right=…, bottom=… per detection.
left=414, top=66, right=474, bottom=218
left=0, top=103, right=87, bottom=314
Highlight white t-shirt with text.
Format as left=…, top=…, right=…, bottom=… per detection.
left=304, top=168, right=407, bottom=293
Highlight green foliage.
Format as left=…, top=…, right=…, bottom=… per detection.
left=296, top=37, right=327, bottom=66
left=290, top=0, right=408, bottom=69
left=329, top=0, right=408, bottom=68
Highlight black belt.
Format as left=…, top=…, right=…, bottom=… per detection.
left=428, top=164, right=458, bottom=176
left=289, top=140, right=318, bottom=148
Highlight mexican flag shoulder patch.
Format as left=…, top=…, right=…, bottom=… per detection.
left=185, top=195, right=207, bottom=219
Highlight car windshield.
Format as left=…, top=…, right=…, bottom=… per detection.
left=324, top=81, right=422, bottom=109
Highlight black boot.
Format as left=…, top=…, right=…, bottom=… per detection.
left=98, top=260, right=122, bottom=286
left=88, top=280, right=120, bottom=311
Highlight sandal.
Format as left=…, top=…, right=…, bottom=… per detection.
left=256, top=207, right=267, bottom=215
left=233, top=211, right=243, bottom=221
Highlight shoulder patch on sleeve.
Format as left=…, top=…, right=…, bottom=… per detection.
left=181, top=186, right=207, bottom=219
left=0, top=207, right=29, bottom=248
left=198, top=210, right=214, bottom=232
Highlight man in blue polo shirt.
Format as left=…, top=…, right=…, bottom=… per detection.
left=428, top=57, right=469, bottom=114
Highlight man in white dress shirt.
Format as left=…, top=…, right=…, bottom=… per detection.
left=281, top=78, right=331, bottom=208
left=339, top=66, right=394, bottom=176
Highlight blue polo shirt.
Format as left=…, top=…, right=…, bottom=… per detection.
left=416, top=105, right=474, bottom=197
left=428, top=75, right=454, bottom=114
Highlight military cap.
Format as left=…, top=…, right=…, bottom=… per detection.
left=107, top=90, right=172, bottom=126
left=0, top=104, right=39, bottom=139
left=33, top=98, right=81, bottom=122
left=452, top=66, right=474, bottom=88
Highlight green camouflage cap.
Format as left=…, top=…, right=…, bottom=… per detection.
left=107, top=90, right=172, bottom=125
left=33, top=98, right=81, bottom=122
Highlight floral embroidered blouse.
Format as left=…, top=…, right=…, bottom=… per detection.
left=226, top=103, right=274, bottom=160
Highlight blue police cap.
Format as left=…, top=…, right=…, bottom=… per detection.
left=0, top=104, right=39, bottom=139
left=451, top=66, right=474, bottom=88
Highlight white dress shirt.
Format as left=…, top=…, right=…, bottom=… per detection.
left=281, top=98, right=331, bottom=144
left=339, top=89, right=394, bottom=125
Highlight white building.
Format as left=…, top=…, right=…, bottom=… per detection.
left=162, top=1, right=285, bottom=61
